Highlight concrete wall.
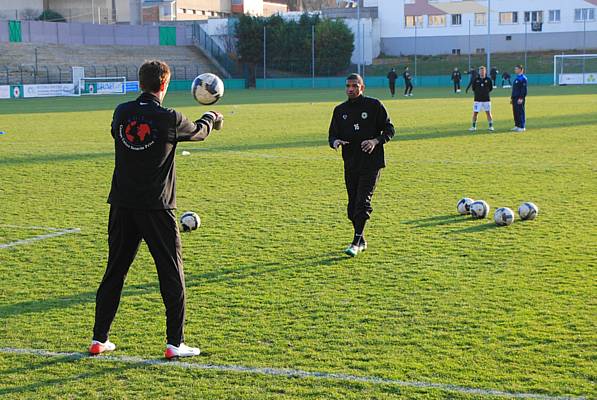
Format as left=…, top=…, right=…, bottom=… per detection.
left=381, top=31, right=597, bottom=56
left=0, top=20, right=193, bottom=46
left=344, top=17, right=381, bottom=64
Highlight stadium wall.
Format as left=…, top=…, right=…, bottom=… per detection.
left=0, top=20, right=193, bottom=46
left=255, top=73, right=553, bottom=89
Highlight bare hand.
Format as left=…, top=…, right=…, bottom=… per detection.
left=517, top=98, right=523, bottom=105
left=333, top=139, right=349, bottom=150
left=361, top=139, right=378, bottom=154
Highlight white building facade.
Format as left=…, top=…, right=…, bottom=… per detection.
left=369, top=0, right=597, bottom=56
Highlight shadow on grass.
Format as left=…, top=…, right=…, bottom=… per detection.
left=448, top=222, right=499, bottom=234
left=402, top=214, right=472, bottom=228
left=0, top=252, right=346, bottom=319
left=0, top=356, right=142, bottom=397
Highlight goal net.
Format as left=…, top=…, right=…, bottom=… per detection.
left=553, top=54, right=597, bottom=85
left=78, top=76, right=127, bottom=95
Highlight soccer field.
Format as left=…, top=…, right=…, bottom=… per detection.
left=0, top=86, right=595, bottom=399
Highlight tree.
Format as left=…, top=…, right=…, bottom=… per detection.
left=38, top=9, right=66, bottom=22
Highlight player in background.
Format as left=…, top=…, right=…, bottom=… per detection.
left=490, top=66, right=499, bottom=88
left=402, top=66, right=413, bottom=96
left=465, top=66, right=478, bottom=93
left=451, top=67, right=462, bottom=93
left=328, top=73, right=395, bottom=257
left=90, top=60, right=223, bottom=359
left=511, top=64, right=528, bottom=132
left=501, top=71, right=512, bottom=88
left=387, top=68, right=398, bottom=97
left=469, top=66, right=494, bottom=132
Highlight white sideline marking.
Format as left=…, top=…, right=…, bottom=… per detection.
left=0, top=225, right=80, bottom=249
left=0, top=347, right=585, bottom=400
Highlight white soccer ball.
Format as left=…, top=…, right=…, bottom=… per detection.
left=457, top=197, right=475, bottom=215
left=470, top=200, right=490, bottom=219
left=494, top=207, right=515, bottom=226
left=191, top=73, right=224, bottom=105
left=180, top=211, right=201, bottom=232
left=518, top=202, right=539, bottom=220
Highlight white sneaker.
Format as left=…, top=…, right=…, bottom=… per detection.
left=511, top=127, right=519, bottom=131
left=358, top=241, right=367, bottom=252
left=165, top=343, right=201, bottom=359
left=468, top=127, right=477, bottom=132
left=89, top=340, right=116, bottom=355
left=488, top=126, right=495, bottom=132
left=344, top=244, right=359, bottom=257
left=515, top=127, right=526, bottom=132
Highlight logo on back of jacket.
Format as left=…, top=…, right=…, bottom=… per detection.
left=119, top=118, right=155, bottom=151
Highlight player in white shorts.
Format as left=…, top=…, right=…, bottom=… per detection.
left=469, top=66, right=494, bottom=132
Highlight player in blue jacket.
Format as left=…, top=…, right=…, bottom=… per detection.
left=511, top=65, right=527, bottom=132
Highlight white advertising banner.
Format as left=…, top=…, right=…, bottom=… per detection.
left=23, top=84, right=76, bottom=98
left=0, top=85, right=9, bottom=99
left=96, top=81, right=125, bottom=94
left=559, top=73, right=597, bottom=85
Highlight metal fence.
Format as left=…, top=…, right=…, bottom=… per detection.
left=0, top=63, right=213, bottom=85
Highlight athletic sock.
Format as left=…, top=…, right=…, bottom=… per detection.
left=489, top=120, right=493, bottom=128
left=352, top=219, right=367, bottom=245
left=472, top=121, right=477, bottom=128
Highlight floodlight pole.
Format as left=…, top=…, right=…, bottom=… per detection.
left=263, top=25, right=266, bottom=80
left=311, top=24, right=315, bottom=88
left=524, top=21, right=527, bottom=72
left=583, top=19, right=586, bottom=84
left=414, top=23, right=417, bottom=80
left=357, top=1, right=361, bottom=75
left=468, top=19, right=471, bottom=71
left=486, top=0, right=491, bottom=71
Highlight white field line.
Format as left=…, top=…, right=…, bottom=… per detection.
left=0, top=347, right=585, bottom=400
left=0, top=225, right=80, bottom=249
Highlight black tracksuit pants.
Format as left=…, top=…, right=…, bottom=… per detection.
left=93, top=205, right=186, bottom=346
left=344, top=169, right=381, bottom=226
left=404, top=81, right=413, bottom=95
left=389, top=82, right=396, bottom=96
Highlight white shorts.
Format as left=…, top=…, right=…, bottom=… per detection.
left=473, top=101, right=491, bottom=112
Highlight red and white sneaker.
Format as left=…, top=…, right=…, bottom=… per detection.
left=89, top=340, right=116, bottom=355
left=164, top=343, right=201, bottom=359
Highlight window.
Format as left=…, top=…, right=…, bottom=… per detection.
left=404, top=0, right=415, bottom=4
left=475, top=13, right=486, bottom=26
left=404, top=15, right=424, bottom=28
left=575, top=8, right=595, bottom=21
left=451, top=14, right=462, bottom=25
left=499, top=12, right=518, bottom=24
left=451, top=48, right=461, bottom=55
left=548, top=9, right=560, bottom=22
left=506, top=35, right=512, bottom=41
left=475, top=48, right=485, bottom=54
left=428, top=15, right=446, bottom=27
left=524, top=11, right=543, bottom=23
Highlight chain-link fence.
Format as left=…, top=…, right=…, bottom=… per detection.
left=0, top=63, right=213, bottom=85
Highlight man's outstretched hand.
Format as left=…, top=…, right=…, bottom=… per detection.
left=333, top=139, right=349, bottom=150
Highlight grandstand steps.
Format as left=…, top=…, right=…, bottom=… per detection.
left=0, top=42, right=219, bottom=85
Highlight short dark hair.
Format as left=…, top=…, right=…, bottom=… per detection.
left=515, top=64, right=524, bottom=71
left=139, top=60, right=171, bottom=93
left=346, top=73, right=364, bottom=85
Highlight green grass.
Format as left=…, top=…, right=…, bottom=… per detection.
left=0, top=86, right=596, bottom=399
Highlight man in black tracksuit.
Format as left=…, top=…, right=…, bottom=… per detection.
left=90, top=60, right=223, bottom=359
left=329, top=73, right=395, bottom=257
left=451, top=67, right=462, bottom=93
left=387, top=68, right=398, bottom=97
left=402, top=66, right=413, bottom=96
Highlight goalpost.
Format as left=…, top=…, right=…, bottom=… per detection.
left=553, top=54, right=597, bottom=86
left=78, top=76, right=127, bottom=95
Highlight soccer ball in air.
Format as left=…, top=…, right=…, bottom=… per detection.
left=470, top=200, right=490, bottom=219
left=494, top=207, right=515, bottom=226
left=191, top=73, right=224, bottom=105
left=457, top=197, right=475, bottom=215
left=518, top=202, right=539, bottom=220
left=180, top=211, right=201, bottom=232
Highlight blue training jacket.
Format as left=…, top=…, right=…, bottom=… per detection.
left=511, top=74, right=528, bottom=99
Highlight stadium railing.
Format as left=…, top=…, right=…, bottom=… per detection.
left=192, top=23, right=240, bottom=78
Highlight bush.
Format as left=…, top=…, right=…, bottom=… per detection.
left=38, top=9, right=66, bottom=22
